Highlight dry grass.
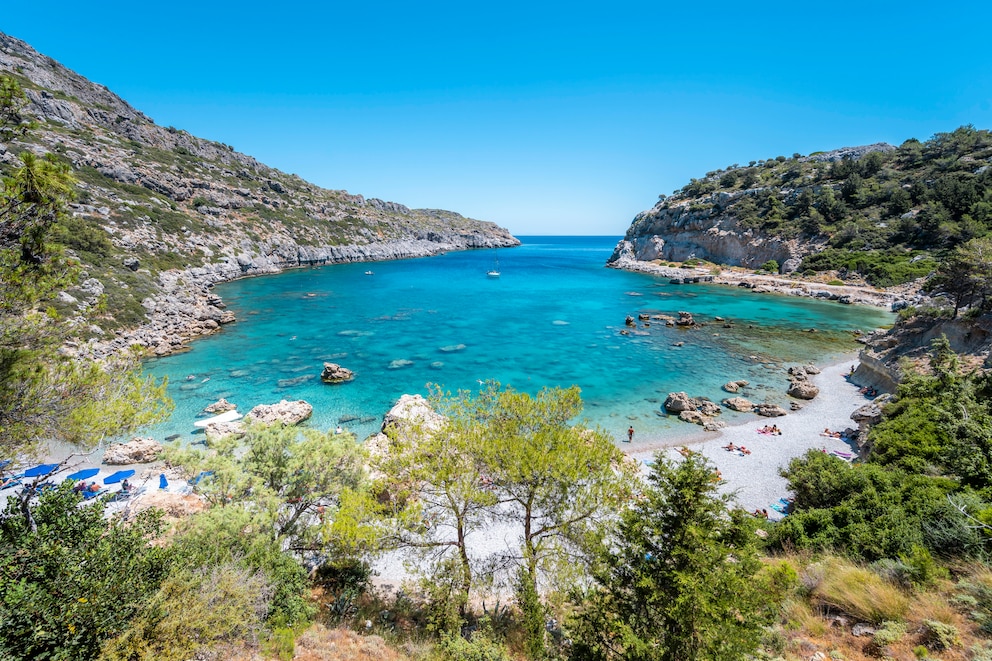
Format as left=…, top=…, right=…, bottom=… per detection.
left=770, top=555, right=992, bottom=661
left=293, top=624, right=414, bottom=661
left=808, top=557, right=910, bottom=623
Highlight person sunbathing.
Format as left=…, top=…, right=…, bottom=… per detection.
left=770, top=425, right=781, bottom=435
left=739, top=446, right=751, bottom=455
left=723, top=442, right=737, bottom=452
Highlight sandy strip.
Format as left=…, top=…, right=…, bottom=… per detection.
left=625, top=354, right=868, bottom=518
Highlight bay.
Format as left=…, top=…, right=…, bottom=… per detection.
left=142, top=236, right=893, bottom=443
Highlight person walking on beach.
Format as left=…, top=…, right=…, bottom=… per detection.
left=627, top=426, right=634, bottom=442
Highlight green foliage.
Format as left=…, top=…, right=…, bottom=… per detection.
left=873, top=620, right=908, bottom=646
left=773, top=340, right=992, bottom=563
left=434, top=627, right=510, bottom=661
left=373, top=383, right=632, bottom=642
left=0, top=485, right=170, bottom=661
left=760, top=259, right=780, bottom=273
left=799, top=248, right=936, bottom=287
left=0, top=127, right=172, bottom=458
left=570, top=450, right=771, bottom=660
left=98, top=563, right=273, bottom=661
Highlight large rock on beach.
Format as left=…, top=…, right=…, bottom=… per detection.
left=678, top=410, right=706, bottom=425
left=754, top=403, right=788, bottom=417
left=664, top=392, right=698, bottom=413
left=787, top=380, right=820, bottom=400
left=204, top=397, right=236, bottom=413
left=129, top=491, right=208, bottom=519
left=321, top=362, right=355, bottom=384
left=722, top=380, right=749, bottom=393
left=851, top=394, right=891, bottom=427
left=246, top=399, right=313, bottom=425
left=722, top=397, right=754, bottom=412
left=103, top=437, right=163, bottom=464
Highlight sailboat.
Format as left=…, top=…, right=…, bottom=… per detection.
left=487, top=249, right=501, bottom=278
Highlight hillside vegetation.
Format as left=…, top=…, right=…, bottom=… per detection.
left=621, top=126, right=992, bottom=288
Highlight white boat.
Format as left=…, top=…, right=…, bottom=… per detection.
left=487, top=250, right=500, bottom=278
left=194, top=410, right=242, bottom=428
left=364, top=270, right=374, bottom=275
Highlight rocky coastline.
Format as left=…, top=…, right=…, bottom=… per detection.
left=607, top=249, right=924, bottom=310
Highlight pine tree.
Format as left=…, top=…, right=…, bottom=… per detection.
left=571, top=450, right=771, bottom=661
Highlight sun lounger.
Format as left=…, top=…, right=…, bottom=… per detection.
left=82, top=488, right=108, bottom=500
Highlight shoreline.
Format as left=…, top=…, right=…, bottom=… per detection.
left=608, top=257, right=918, bottom=309
left=622, top=354, right=869, bottom=517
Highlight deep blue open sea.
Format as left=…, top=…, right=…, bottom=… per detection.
left=142, top=236, right=893, bottom=444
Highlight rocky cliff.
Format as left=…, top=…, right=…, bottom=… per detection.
left=607, top=143, right=897, bottom=272
left=0, top=32, right=518, bottom=356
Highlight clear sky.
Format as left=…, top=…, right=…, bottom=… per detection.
left=4, top=1, right=992, bottom=235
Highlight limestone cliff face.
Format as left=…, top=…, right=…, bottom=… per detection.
left=608, top=191, right=810, bottom=270
left=0, top=32, right=518, bottom=356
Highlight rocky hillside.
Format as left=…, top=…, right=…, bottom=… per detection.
left=0, top=32, right=518, bottom=357
left=610, top=128, right=992, bottom=384
left=609, top=127, right=992, bottom=287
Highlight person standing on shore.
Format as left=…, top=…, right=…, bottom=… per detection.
left=627, top=426, right=634, bottom=442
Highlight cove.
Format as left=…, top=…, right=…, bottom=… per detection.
left=142, top=236, right=894, bottom=444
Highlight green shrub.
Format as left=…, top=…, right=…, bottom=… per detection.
left=921, top=619, right=960, bottom=650
left=761, top=260, right=780, bottom=273
left=872, top=620, right=908, bottom=646
left=827, top=279, right=846, bottom=286
left=434, top=629, right=510, bottom=661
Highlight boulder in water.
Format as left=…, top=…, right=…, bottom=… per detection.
left=321, top=362, right=355, bottom=384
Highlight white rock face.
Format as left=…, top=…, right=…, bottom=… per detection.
left=103, top=437, right=163, bottom=464
left=245, top=399, right=313, bottom=425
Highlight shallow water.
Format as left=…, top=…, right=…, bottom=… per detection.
left=142, top=236, right=893, bottom=443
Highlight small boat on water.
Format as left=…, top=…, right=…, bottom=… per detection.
left=365, top=270, right=374, bottom=276
left=487, top=249, right=500, bottom=278
left=193, top=410, right=242, bottom=428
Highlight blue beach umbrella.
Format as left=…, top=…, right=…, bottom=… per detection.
left=65, top=467, right=100, bottom=481
left=24, top=463, right=58, bottom=478
left=159, top=473, right=168, bottom=489
left=103, top=469, right=135, bottom=485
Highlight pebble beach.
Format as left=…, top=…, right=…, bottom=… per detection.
left=627, top=354, right=868, bottom=519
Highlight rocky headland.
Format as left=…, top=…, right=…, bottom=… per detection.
left=0, top=32, right=519, bottom=358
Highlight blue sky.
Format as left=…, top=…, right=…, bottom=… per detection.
left=4, top=1, right=992, bottom=235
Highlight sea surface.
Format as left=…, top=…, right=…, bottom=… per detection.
left=142, top=236, right=894, bottom=444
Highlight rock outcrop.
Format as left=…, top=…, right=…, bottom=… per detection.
left=204, top=398, right=237, bottom=413
left=102, top=437, right=163, bottom=464
left=321, top=362, right=355, bottom=384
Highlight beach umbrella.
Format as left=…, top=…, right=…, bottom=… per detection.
left=159, top=473, right=168, bottom=489
left=65, top=468, right=100, bottom=481
left=103, top=469, right=135, bottom=485
left=24, top=463, right=59, bottom=478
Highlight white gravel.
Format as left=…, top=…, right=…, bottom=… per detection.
left=626, top=354, right=868, bottom=519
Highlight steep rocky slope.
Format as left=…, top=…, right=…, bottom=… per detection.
left=0, top=32, right=518, bottom=356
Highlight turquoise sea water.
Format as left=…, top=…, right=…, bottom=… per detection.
left=142, top=236, right=894, bottom=444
